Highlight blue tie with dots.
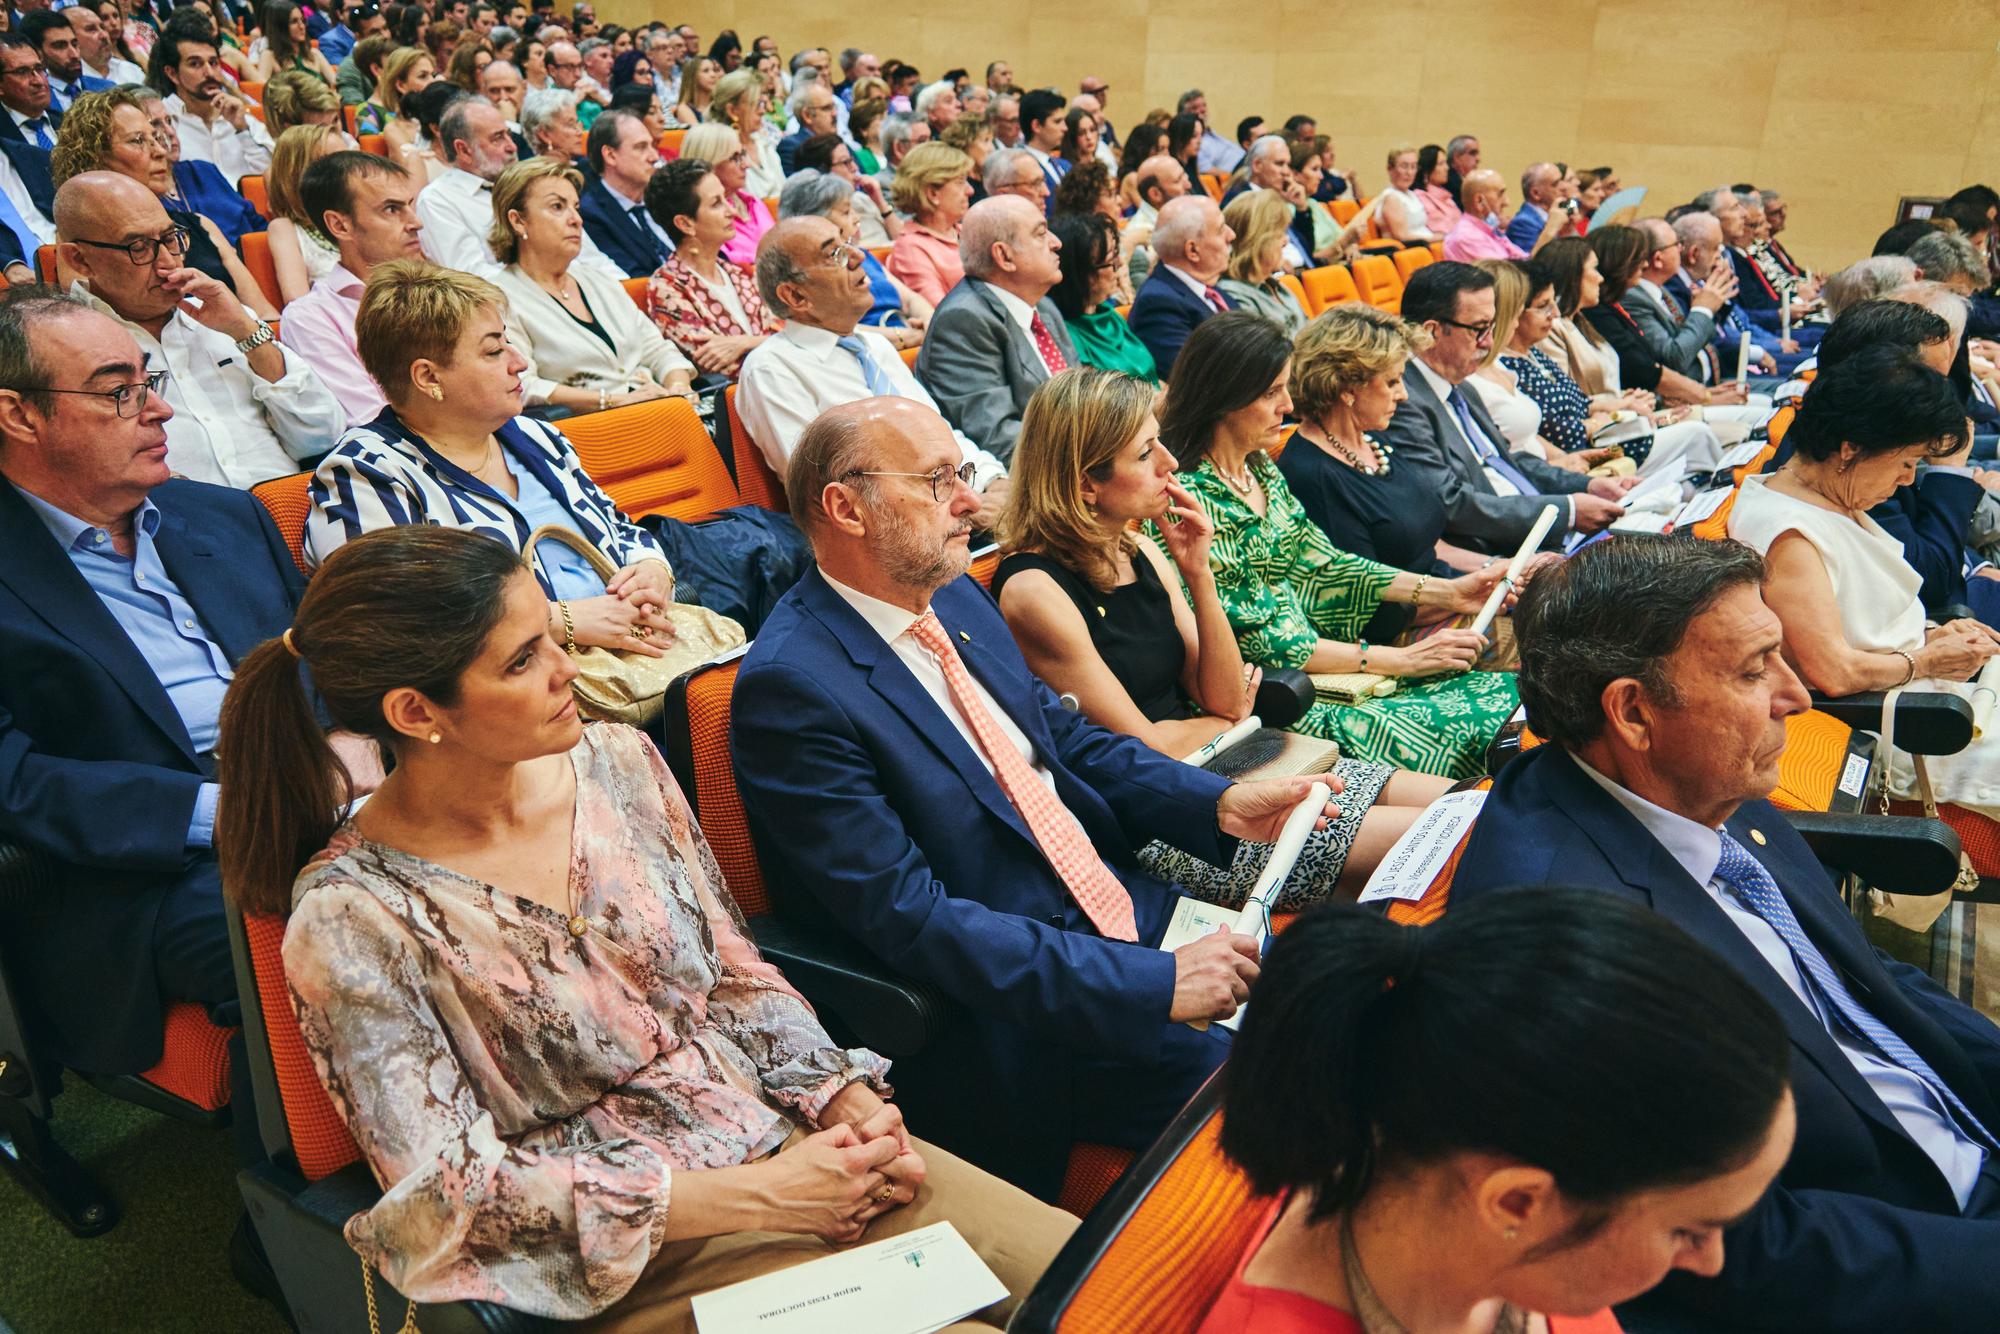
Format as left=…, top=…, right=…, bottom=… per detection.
left=836, top=334, right=895, bottom=398
left=1714, top=830, right=1998, bottom=1151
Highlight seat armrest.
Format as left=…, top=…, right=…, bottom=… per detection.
left=747, top=914, right=959, bottom=1059
left=1253, top=669, right=1315, bottom=731
left=1782, top=811, right=1964, bottom=896
left=1808, top=691, right=1974, bottom=756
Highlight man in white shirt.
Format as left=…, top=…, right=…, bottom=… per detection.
left=1179, top=89, right=1240, bottom=175
left=1123, top=153, right=1189, bottom=287
left=155, top=21, right=271, bottom=188
left=646, top=29, right=683, bottom=105
left=281, top=150, right=426, bottom=427
left=69, top=4, right=145, bottom=86
left=55, top=172, right=339, bottom=489
left=739, top=216, right=1009, bottom=528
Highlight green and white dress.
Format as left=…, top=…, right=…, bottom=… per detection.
left=1163, top=453, right=1518, bottom=779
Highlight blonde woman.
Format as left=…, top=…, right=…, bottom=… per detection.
left=670, top=54, right=720, bottom=125
left=993, top=367, right=1453, bottom=905
left=1377, top=144, right=1435, bottom=246
left=357, top=46, right=435, bottom=157
left=262, top=69, right=342, bottom=138
left=266, top=123, right=354, bottom=306
left=489, top=157, right=697, bottom=415
left=706, top=66, right=780, bottom=199
left=884, top=142, right=975, bottom=308
left=1218, top=191, right=1309, bottom=336
left=678, top=121, right=773, bottom=268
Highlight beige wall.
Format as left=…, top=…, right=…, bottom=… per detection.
left=596, top=0, right=2000, bottom=267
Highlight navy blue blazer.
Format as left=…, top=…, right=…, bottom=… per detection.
left=0, top=103, right=60, bottom=148
left=0, top=477, right=304, bottom=1072
left=731, top=569, right=1236, bottom=1186
left=1729, top=245, right=1788, bottom=332
left=1454, top=747, right=2000, bottom=1331
left=171, top=158, right=265, bottom=249
left=1126, top=265, right=1235, bottom=380
left=577, top=178, right=670, bottom=279
left=2, top=138, right=56, bottom=221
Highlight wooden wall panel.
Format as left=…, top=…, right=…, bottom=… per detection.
left=595, top=0, right=2000, bottom=265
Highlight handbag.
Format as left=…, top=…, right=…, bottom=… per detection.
left=1870, top=686, right=1978, bottom=931
left=1202, top=728, right=1342, bottom=781
left=1310, top=671, right=1397, bottom=706
left=527, top=525, right=746, bottom=727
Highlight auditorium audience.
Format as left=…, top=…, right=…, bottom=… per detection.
left=914, top=193, right=1072, bottom=462
left=706, top=67, right=778, bottom=199
left=153, top=15, right=273, bottom=187
left=774, top=75, right=832, bottom=175
left=677, top=121, right=771, bottom=267
left=73, top=3, right=146, bottom=86
left=0, top=31, right=62, bottom=153
left=1376, top=261, right=1629, bottom=558
left=994, top=366, right=1455, bottom=902
left=1122, top=150, right=1190, bottom=285
left=1049, top=210, right=1154, bottom=381
left=355, top=44, right=433, bottom=140
left=884, top=140, right=973, bottom=307
left=795, top=130, right=898, bottom=247
left=263, top=69, right=345, bottom=139
left=575, top=106, right=669, bottom=277
left=736, top=215, right=1004, bottom=518
left=218, top=523, right=1075, bottom=1327
left=642, top=155, right=776, bottom=377
left=1376, top=144, right=1437, bottom=246
left=264, top=123, right=351, bottom=305
left=1206, top=891, right=1794, bottom=1334
left=247, top=0, right=339, bottom=86
left=1507, top=160, right=1562, bottom=253
left=337, top=31, right=394, bottom=108
left=732, top=392, right=1337, bottom=1194
left=1457, top=535, right=2000, bottom=1332
left=21, top=10, right=112, bottom=115
left=1017, top=87, right=1067, bottom=206
left=1177, top=88, right=1236, bottom=174
left=981, top=144, right=1047, bottom=212
left=669, top=53, right=718, bottom=125
left=1127, top=194, right=1234, bottom=379
left=1217, top=190, right=1307, bottom=335
left=490, top=157, right=694, bottom=415
left=1413, top=143, right=1460, bottom=237
left=1620, top=216, right=1733, bottom=383
left=56, top=171, right=334, bottom=487
left=1162, top=311, right=1519, bottom=777
left=775, top=170, right=927, bottom=341
left=1671, top=209, right=1782, bottom=387
left=1822, top=254, right=1920, bottom=321
left=1909, top=228, right=1992, bottom=299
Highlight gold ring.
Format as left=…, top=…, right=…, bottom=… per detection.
left=631, top=626, right=652, bottom=640
left=875, top=1185, right=896, bottom=1203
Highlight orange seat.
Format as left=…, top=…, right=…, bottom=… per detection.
left=657, top=127, right=686, bottom=159
left=240, top=80, right=265, bottom=105
left=251, top=472, right=313, bottom=573
left=968, top=544, right=1001, bottom=589
left=239, top=173, right=272, bottom=220
left=1275, top=272, right=1308, bottom=313
left=722, top=383, right=787, bottom=512
left=237, top=230, right=281, bottom=308
left=33, top=241, right=55, bottom=283
left=557, top=395, right=739, bottom=522
left=1349, top=255, right=1404, bottom=314
left=868, top=244, right=891, bottom=264
left=1329, top=198, right=1358, bottom=225
left=1428, top=241, right=1444, bottom=260
left=342, top=103, right=358, bottom=135
left=358, top=132, right=386, bottom=156
left=240, top=911, right=364, bottom=1181
left=1391, top=246, right=1433, bottom=283
left=622, top=276, right=649, bottom=310
left=1299, top=264, right=1359, bottom=315
left=1198, top=173, right=1224, bottom=202
left=899, top=344, right=920, bottom=369
left=1270, top=424, right=1296, bottom=460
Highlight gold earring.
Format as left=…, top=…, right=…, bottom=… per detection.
left=428, top=731, right=442, bottom=744
left=428, top=385, right=445, bottom=402
left=1504, top=1227, right=1519, bottom=1240
left=1342, top=394, right=1355, bottom=406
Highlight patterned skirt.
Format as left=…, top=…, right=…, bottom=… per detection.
left=1138, top=758, right=1395, bottom=912
left=1295, top=670, right=1520, bottom=780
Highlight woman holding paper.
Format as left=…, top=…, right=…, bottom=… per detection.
left=1203, top=890, right=1795, bottom=1334
left=216, top=528, right=1075, bottom=1328
left=1157, top=313, right=1522, bottom=779
left=995, top=368, right=1453, bottom=907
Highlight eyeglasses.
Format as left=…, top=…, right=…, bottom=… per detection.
left=812, top=240, right=858, bottom=270
left=1435, top=316, right=1496, bottom=340
left=843, top=460, right=977, bottom=502
left=1, top=60, right=47, bottom=79
left=70, top=226, right=191, bottom=265
left=37, top=368, right=168, bottom=418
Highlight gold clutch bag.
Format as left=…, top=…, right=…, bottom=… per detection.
left=1310, top=671, right=1398, bottom=706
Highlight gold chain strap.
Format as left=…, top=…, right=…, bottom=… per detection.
left=362, top=1257, right=421, bottom=1334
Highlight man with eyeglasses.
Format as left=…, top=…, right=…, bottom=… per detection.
left=1626, top=216, right=1738, bottom=383
left=732, top=393, right=1336, bottom=1196
left=0, top=31, right=61, bottom=150
left=738, top=216, right=1009, bottom=526
left=55, top=171, right=339, bottom=489
left=1378, top=260, right=1631, bottom=556
left=154, top=15, right=272, bottom=189
left=0, top=288, right=378, bottom=1183
left=19, top=11, right=112, bottom=114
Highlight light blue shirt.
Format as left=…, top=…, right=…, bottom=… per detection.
left=20, top=491, right=232, bottom=847
left=510, top=462, right=609, bottom=601
left=1573, top=754, right=1989, bottom=1207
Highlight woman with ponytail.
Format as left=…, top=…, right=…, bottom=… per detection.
left=215, top=525, right=1073, bottom=1327
left=1202, top=889, right=1796, bottom=1334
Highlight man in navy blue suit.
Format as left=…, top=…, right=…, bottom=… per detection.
left=0, top=293, right=376, bottom=1118
left=1126, top=194, right=1236, bottom=380
left=19, top=11, right=113, bottom=114
left=731, top=396, right=1331, bottom=1198
left=577, top=108, right=672, bottom=278
left=0, top=33, right=61, bottom=149
left=1453, top=535, right=2000, bottom=1332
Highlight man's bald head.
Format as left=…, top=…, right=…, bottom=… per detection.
left=53, top=169, right=163, bottom=241
left=1136, top=154, right=1189, bottom=210
left=1461, top=168, right=1505, bottom=213
left=959, top=194, right=1039, bottom=280
left=787, top=396, right=958, bottom=533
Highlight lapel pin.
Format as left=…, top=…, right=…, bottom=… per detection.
left=959, top=630, right=970, bottom=643
left=1749, top=828, right=1767, bottom=846
left=1096, top=605, right=1106, bottom=617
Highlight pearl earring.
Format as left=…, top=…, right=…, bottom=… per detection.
left=1342, top=394, right=1355, bottom=406
left=428, top=731, right=442, bottom=745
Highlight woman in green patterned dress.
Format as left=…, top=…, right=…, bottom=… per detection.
left=1155, top=312, right=1520, bottom=778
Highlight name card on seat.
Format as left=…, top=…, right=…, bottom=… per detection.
left=1358, top=789, right=1488, bottom=904
left=692, top=1221, right=1004, bottom=1334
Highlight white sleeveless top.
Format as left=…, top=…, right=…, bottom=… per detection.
left=1727, top=473, right=1925, bottom=654
left=1468, top=366, right=1545, bottom=453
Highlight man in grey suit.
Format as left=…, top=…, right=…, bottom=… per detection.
left=1377, top=261, right=1633, bottom=554
left=915, top=195, right=1075, bottom=463
left=1624, top=217, right=1737, bottom=382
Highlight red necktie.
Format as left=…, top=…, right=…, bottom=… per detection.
left=1029, top=313, right=1068, bottom=375
left=908, top=611, right=1138, bottom=941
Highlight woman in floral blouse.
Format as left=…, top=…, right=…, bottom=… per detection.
left=216, top=525, right=1075, bottom=1328
left=1157, top=313, right=1520, bottom=779
left=645, top=156, right=779, bottom=379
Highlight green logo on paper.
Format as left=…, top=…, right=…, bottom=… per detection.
left=904, top=1250, right=925, bottom=1269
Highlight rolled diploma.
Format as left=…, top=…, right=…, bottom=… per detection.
left=1781, top=300, right=1791, bottom=344
left=1235, top=781, right=1332, bottom=947
left=1736, top=329, right=1753, bottom=384
left=1183, top=714, right=1261, bottom=766
left=1469, top=503, right=1559, bottom=639
left=1972, top=655, right=2000, bottom=738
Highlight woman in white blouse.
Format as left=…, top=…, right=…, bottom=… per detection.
left=489, top=158, right=696, bottom=415
left=1376, top=145, right=1436, bottom=247
left=267, top=123, right=354, bottom=307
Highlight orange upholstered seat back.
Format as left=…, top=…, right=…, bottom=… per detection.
left=682, top=662, right=769, bottom=917
left=1349, top=255, right=1404, bottom=313
left=723, top=384, right=788, bottom=513
left=557, top=396, right=739, bottom=522
left=243, top=912, right=362, bottom=1181
left=1300, top=264, right=1359, bottom=315
left=251, top=472, right=313, bottom=574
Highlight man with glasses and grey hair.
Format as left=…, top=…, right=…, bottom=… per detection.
left=736, top=213, right=1008, bottom=525
left=53, top=171, right=336, bottom=489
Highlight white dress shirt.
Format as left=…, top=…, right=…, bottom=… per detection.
left=164, top=93, right=272, bottom=187
left=0, top=149, right=53, bottom=243
left=1573, top=755, right=1989, bottom=1208
left=84, top=52, right=147, bottom=84
left=736, top=324, right=1007, bottom=485
left=5, top=102, right=56, bottom=146
left=74, top=286, right=341, bottom=490
left=1411, top=354, right=1577, bottom=526
left=416, top=166, right=625, bottom=280
left=823, top=570, right=1054, bottom=791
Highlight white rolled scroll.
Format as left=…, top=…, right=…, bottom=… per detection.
left=1469, top=503, right=1559, bottom=639
left=1736, top=329, right=1753, bottom=385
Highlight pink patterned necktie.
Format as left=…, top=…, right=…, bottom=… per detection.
left=907, top=610, right=1139, bottom=942
left=1202, top=286, right=1229, bottom=313
left=1029, top=313, right=1069, bottom=375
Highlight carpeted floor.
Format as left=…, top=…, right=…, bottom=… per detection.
left=0, top=1079, right=287, bottom=1333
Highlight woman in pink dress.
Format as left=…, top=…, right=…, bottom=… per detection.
left=1199, top=892, right=1796, bottom=1334
left=216, top=526, right=1075, bottom=1331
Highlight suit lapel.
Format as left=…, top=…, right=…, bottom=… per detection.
left=153, top=505, right=262, bottom=667
left=975, top=280, right=1043, bottom=387
left=0, top=480, right=198, bottom=760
